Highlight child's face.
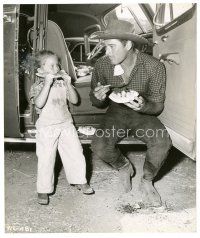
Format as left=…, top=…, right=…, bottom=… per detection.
left=41, top=56, right=59, bottom=75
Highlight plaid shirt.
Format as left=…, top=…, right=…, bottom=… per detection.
left=90, top=51, right=166, bottom=106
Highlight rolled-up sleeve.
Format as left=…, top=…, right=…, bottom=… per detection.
left=29, top=81, right=44, bottom=114
left=29, top=82, right=43, bottom=104
left=89, top=60, right=108, bottom=108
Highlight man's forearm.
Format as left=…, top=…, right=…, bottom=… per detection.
left=140, top=101, right=164, bottom=115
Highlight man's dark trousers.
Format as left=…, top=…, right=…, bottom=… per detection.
left=91, top=102, right=172, bottom=181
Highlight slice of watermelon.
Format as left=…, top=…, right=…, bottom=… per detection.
left=36, top=69, right=67, bottom=78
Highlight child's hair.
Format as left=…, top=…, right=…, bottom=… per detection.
left=35, top=50, right=58, bottom=67
left=21, top=50, right=60, bottom=74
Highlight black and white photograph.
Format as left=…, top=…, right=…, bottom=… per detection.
left=2, top=0, right=198, bottom=235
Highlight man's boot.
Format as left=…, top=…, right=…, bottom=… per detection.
left=139, top=178, right=162, bottom=207
left=118, top=159, right=134, bottom=193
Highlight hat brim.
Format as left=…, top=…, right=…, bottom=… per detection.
left=90, top=31, right=149, bottom=45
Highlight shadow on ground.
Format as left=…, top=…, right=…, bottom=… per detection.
left=4, top=143, right=196, bottom=232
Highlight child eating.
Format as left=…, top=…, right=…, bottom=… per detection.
left=29, top=50, right=94, bottom=205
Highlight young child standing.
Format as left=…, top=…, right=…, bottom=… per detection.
left=29, top=50, right=94, bottom=205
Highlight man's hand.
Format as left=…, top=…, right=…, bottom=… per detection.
left=124, top=95, right=145, bottom=111
left=93, top=82, right=110, bottom=101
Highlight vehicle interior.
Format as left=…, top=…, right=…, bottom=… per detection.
left=7, top=4, right=155, bottom=135
left=4, top=3, right=196, bottom=159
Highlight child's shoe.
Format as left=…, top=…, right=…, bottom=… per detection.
left=75, top=183, right=95, bottom=195
left=37, top=193, right=49, bottom=205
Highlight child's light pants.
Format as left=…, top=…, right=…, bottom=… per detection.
left=36, top=122, right=87, bottom=193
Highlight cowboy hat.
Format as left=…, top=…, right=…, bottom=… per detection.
left=90, top=19, right=149, bottom=45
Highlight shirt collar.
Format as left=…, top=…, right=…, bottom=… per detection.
left=133, top=50, right=143, bottom=68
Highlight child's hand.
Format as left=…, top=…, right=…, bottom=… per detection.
left=60, top=70, right=71, bottom=84
left=63, top=74, right=71, bottom=84
left=44, top=74, right=55, bottom=86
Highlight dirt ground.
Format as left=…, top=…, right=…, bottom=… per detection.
left=4, top=144, right=196, bottom=233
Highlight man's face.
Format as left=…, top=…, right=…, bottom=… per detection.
left=104, top=39, right=128, bottom=65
